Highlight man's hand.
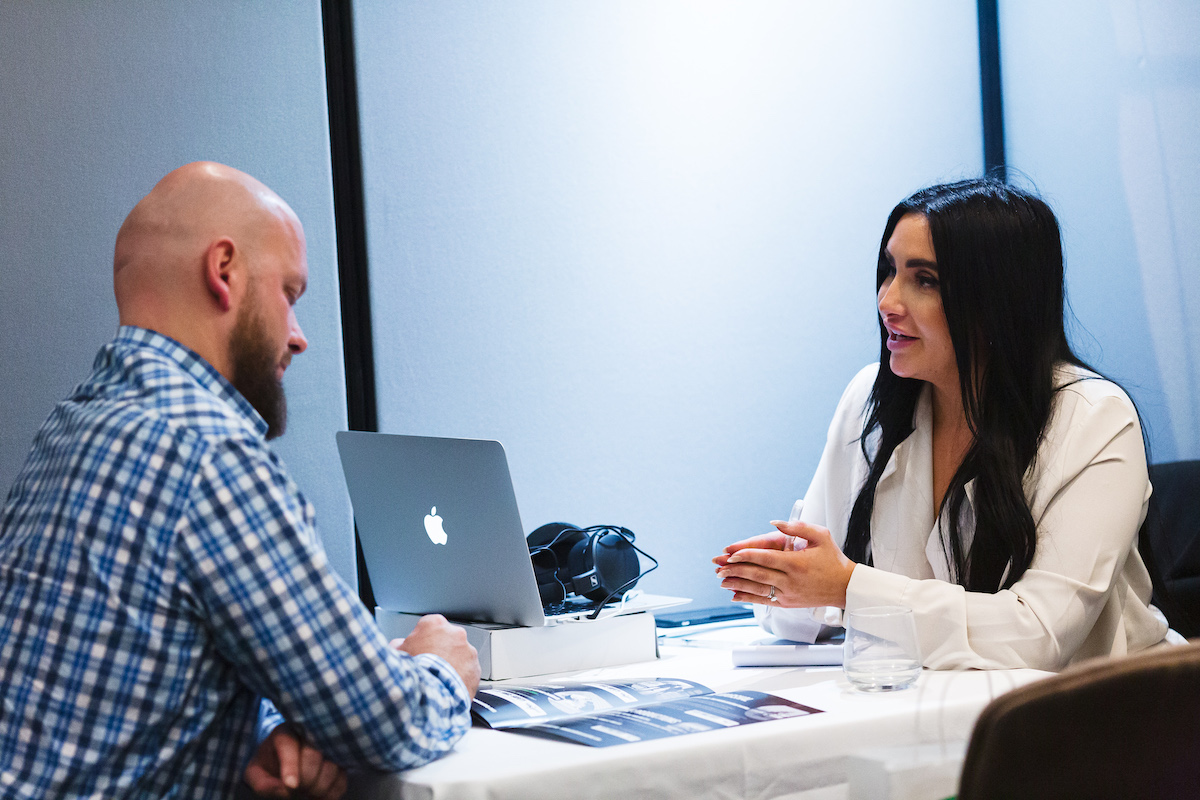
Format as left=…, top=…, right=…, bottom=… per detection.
left=390, top=614, right=481, bottom=697
left=243, top=724, right=347, bottom=799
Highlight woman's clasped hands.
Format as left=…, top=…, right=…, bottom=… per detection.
left=714, top=521, right=856, bottom=609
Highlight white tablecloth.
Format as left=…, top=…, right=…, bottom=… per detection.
left=355, top=633, right=1050, bottom=800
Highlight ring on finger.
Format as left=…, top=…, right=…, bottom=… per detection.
left=767, top=585, right=777, bottom=602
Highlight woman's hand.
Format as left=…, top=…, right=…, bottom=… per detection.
left=712, top=530, right=794, bottom=569
left=714, top=521, right=855, bottom=609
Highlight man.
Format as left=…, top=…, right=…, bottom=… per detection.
left=0, top=162, right=480, bottom=798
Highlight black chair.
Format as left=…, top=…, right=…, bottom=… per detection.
left=1139, top=460, right=1200, bottom=638
left=957, top=641, right=1200, bottom=800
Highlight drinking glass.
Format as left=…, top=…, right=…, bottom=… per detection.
left=843, top=605, right=922, bottom=691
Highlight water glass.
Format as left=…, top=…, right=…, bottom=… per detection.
left=843, top=605, right=922, bottom=692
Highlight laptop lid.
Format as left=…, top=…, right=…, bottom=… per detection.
left=336, top=431, right=547, bottom=627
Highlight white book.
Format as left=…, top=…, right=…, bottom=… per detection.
left=377, top=608, right=660, bottom=680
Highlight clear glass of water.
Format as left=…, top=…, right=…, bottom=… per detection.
left=843, top=605, right=922, bottom=692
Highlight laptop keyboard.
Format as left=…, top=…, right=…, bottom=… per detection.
left=543, top=597, right=604, bottom=618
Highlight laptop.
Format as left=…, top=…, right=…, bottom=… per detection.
left=337, top=431, right=649, bottom=627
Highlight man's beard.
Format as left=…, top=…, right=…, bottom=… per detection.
left=230, top=300, right=288, bottom=441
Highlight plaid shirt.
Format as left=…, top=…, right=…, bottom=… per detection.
left=0, top=327, right=470, bottom=798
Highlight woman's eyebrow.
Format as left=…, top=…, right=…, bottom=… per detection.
left=883, top=246, right=937, bottom=271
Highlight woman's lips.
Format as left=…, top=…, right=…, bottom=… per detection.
left=886, top=330, right=916, bottom=351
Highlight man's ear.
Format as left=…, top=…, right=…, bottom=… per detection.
left=204, top=238, right=237, bottom=312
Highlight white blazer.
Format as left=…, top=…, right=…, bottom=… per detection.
left=758, top=363, right=1169, bottom=670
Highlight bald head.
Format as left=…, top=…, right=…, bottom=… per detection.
left=114, top=161, right=301, bottom=299
left=113, top=162, right=307, bottom=383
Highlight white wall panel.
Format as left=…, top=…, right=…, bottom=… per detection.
left=354, top=1, right=983, bottom=606
left=1001, top=0, right=1200, bottom=462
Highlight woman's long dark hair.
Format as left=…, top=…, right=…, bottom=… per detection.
left=844, top=179, right=1092, bottom=592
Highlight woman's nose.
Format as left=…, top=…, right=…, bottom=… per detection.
left=877, top=278, right=903, bottom=317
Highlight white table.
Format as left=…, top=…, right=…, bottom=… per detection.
left=355, top=625, right=1050, bottom=800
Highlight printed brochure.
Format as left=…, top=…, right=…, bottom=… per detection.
left=471, top=677, right=822, bottom=747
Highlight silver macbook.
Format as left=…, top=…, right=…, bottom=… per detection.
left=336, top=431, right=578, bottom=627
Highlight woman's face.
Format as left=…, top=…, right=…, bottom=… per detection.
left=877, top=213, right=958, bottom=394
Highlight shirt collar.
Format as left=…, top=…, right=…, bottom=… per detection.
left=109, top=326, right=269, bottom=438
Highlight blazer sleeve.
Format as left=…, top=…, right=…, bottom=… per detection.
left=846, top=380, right=1162, bottom=670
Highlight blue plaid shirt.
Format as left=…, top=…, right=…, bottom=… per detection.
left=0, top=327, right=471, bottom=798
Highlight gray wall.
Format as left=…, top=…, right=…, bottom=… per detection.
left=1001, top=0, right=1200, bottom=463
left=352, top=1, right=984, bottom=607
left=0, top=2, right=357, bottom=586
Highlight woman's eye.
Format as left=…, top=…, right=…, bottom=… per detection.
left=918, top=273, right=939, bottom=289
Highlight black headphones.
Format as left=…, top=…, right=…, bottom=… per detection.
left=527, top=523, right=658, bottom=617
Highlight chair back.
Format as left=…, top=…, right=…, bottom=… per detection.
left=1141, top=460, right=1200, bottom=637
left=957, top=642, right=1200, bottom=800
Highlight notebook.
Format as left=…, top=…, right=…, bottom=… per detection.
left=336, top=431, right=684, bottom=627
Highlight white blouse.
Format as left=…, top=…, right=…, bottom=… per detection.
left=758, top=363, right=1169, bottom=670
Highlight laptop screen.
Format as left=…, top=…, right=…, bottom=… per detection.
left=336, top=431, right=549, bottom=626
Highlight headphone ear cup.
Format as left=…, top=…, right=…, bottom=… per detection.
left=528, top=523, right=585, bottom=600
left=530, top=549, right=566, bottom=605
left=566, top=535, right=598, bottom=598
left=589, top=532, right=640, bottom=601
left=566, top=531, right=640, bottom=602
left=527, top=522, right=578, bottom=549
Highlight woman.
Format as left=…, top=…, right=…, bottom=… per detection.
left=714, top=179, right=1172, bottom=671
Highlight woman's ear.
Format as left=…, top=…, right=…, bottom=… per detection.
left=203, top=238, right=237, bottom=312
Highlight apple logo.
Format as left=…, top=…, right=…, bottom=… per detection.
left=424, top=506, right=448, bottom=545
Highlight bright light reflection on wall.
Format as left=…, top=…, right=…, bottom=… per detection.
left=353, top=0, right=982, bottom=605
left=1003, top=0, right=1200, bottom=462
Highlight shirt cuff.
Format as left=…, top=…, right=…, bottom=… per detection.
left=412, top=652, right=472, bottom=704
left=256, top=697, right=287, bottom=744
left=755, top=604, right=824, bottom=643
left=846, top=564, right=913, bottom=611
